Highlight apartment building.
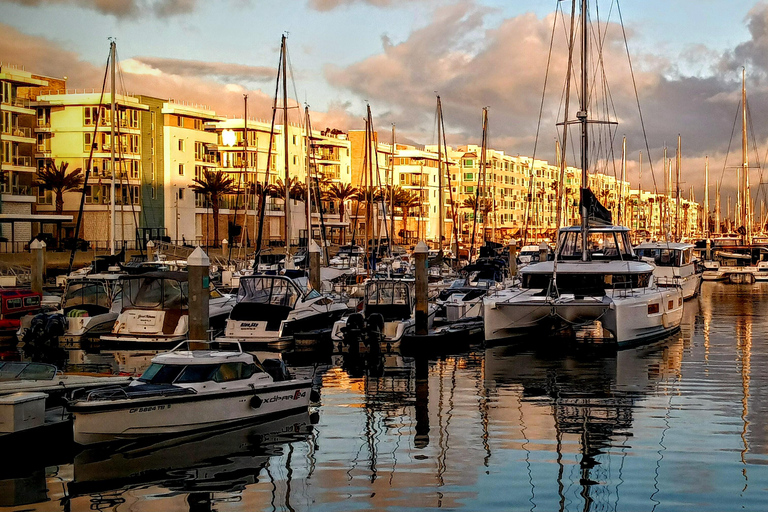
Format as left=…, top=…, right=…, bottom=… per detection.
left=33, top=90, right=148, bottom=248
left=0, top=66, right=50, bottom=243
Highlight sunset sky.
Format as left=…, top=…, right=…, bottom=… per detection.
left=2, top=0, right=768, bottom=205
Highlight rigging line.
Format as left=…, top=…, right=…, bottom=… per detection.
left=616, top=0, right=659, bottom=196
left=254, top=39, right=284, bottom=265
left=746, top=99, right=766, bottom=216
left=229, top=99, right=248, bottom=264
left=306, top=110, right=330, bottom=263
left=68, top=51, right=111, bottom=273
left=717, top=93, right=741, bottom=190
left=524, top=0, right=562, bottom=247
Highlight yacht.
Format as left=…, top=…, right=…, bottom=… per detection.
left=483, top=226, right=683, bottom=346
left=216, top=273, right=348, bottom=347
left=101, top=271, right=235, bottom=345
left=634, top=241, right=701, bottom=299
left=67, top=341, right=312, bottom=445
left=331, top=278, right=438, bottom=351
left=435, top=259, right=506, bottom=324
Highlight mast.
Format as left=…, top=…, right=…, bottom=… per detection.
left=282, top=34, right=292, bottom=265
left=436, top=95, right=444, bottom=258
left=620, top=136, right=626, bottom=227
left=578, top=0, right=589, bottom=261
left=109, top=39, right=116, bottom=255
left=480, top=108, right=488, bottom=247
left=676, top=134, right=681, bottom=241
left=240, top=95, right=248, bottom=252
left=704, top=156, right=709, bottom=239
left=638, top=151, right=642, bottom=232
left=742, top=67, right=751, bottom=243
left=716, top=181, right=721, bottom=234
left=390, top=124, right=395, bottom=253
left=304, top=105, right=312, bottom=256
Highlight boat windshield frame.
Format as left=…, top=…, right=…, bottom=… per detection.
left=63, top=279, right=113, bottom=311
left=635, top=247, right=693, bottom=267
left=556, top=227, right=635, bottom=261
left=237, top=275, right=307, bottom=307
left=365, top=280, right=412, bottom=308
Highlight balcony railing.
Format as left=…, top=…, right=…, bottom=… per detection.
left=5, top=155, right=33, bottom=167
left=37, top=119, right=50, bottom=128
left=2, top=126, right=32, bottom=138
left=0, top=184, right=32, bottom=196
left=1, top=98, right=31, bottom=108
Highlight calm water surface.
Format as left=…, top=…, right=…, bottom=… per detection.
left=2, top=282, right=767, bottom=511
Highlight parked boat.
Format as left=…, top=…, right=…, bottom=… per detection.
left=67, top=341, right=313, bottom=445
left=216, top=273, right=348, bottom=348
left=101, top=271, right=235, bottom=345
left=484, top=226, right=683, bottom=345
left=0, top=289, right=43, bottom=336
left=635, top=241, right=701, bottom=299
left=331, top=278, right=437, bottom=351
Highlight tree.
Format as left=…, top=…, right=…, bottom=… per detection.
left=191, top=170, right=236, bottom=247
left=36, top=161, right=84, bottom=216
left=269, top=177, right=307, bottom=203
left=395, top=190, right=420, bottom=243
left=35, top=161, right=85, bottom=241
left=326, top=183, right=358, bottom=244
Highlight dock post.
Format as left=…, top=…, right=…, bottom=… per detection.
left=30, top=239, right=45, bottom=294
left=538, top=241, right=549, bottom=263
left=705, top=238, right=711, bottom=261
left=309, top=239, right=322, bottom=291
left=414, top=240, right=429, bottom=335
left=508, top=239, right=518, bottom=276
left=188, top=247, right=210, bottom=342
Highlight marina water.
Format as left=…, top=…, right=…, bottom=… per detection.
left=2, top=281, right=767, bottom=511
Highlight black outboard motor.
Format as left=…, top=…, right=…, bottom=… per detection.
left=340, top=312, right=365, bottom=353
left=21, top=312, right=67, bottom=365
left=365, top=313, right=385, bottom=352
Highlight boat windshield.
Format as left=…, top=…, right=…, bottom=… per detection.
left=123, top=277, right=188, bottom=310
left=63, top=281, right=110, bottom=310
left=237, top=276, right=300, bottom=308
left=138, top=361, right=263, bottom=384
left=366, top=280, right=411, bottom=306
left=635, top=248, right=691, bottom=267
left=557, top=229, right=634, bottom=261
left=293, top=276, right=321, bottom=300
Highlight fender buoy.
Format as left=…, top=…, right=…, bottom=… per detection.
left=250, top=395, right=262, bottom=408
left=662, top=312, right=671, bottom=329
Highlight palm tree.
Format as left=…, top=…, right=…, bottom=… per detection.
left=383, top=186, right=407, bottom=245
left=36, top=161, right=84, bottom=216
left=326, top=183, right=358, bottom=244
left=395, top=190, right=420, bottom=243
left=269, top=177, right=307, bottom=203
left=191, top=170, right=236, bottom=247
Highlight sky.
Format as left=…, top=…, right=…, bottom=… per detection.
left=2, top=0, right=768, bottom=209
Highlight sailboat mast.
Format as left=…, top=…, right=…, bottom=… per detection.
left=704, top=156, right=709, bottom=239
left=716, top=181, right=721, bottom=234
left=436, top=95, right=444, bottom=257
left=742, top=67, right=751, bottom=242
left=241, top=95, right=248, bottom=251
left=282, top=35, right=291, bottom=261
left=620, top=136, right=626, bottom=227
left=480, top=108, right=488, bottom=246
left=579, top=0, right=589, bottom=261
left=304, top=105, right=312, bottom=255
left=676, top=134, right=681, bottom=241
left=390, top=123, right=395, bottom=252
left=109, top=40, right=116, bottom=255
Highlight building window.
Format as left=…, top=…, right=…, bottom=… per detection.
left=195, top=165, right=203, bottom=180
left=178, top=188, right=184, bottom=200
left=38, top=188, right=53, bottom=205
left=177, top=115, right=183, bottom=127
left=179, top=164, right=184, bottom=175
left=178, top=139, right=185, bottom=151
left=83, top=106, right=99, bottom=126
left=150, top=186, right=156, bottom=199
left=84, top=132, right=93, bottom=152
left=194, top=118, right=203, bottom=130
left=292, top=135, right=296, bottom=145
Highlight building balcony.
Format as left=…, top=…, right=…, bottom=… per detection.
left=0, top=98, right=35, bottom=115
left=0, top=184, right=35, bottom=200
left=2, top=156, right=35, bottom=172
left=2, top=126, right=35, bottom=143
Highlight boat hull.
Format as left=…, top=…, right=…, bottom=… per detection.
left=70, top=379, right=312, bottom=445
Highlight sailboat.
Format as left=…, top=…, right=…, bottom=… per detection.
left=483, top=0, right=683, bottom=346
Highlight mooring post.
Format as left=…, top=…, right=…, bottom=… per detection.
left=539, top=241, right=549, bottom=263
left=188, top=246, right=210, bottom=342
left=705, top=238, right=711, bottom=261
left=508, top=239, right=518, bottom=276
left=30, top=239, right=45, bottom=294
left=414, top=240, right=429, bottom=336
left=309, top=239, right=322, bottom=291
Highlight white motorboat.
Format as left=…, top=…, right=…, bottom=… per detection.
left=67, top=341, right=313, bottom=445
left=484, top=226, right=683, bottom=346
left=216, top=273, right=348, bottom=347
left=635, top=242, right=701, bottom=299
left=435, top=260, right=506, bottom=324
left=331, top=278, right=438, bottom=350
left=101, top=271, right=235, bottom=345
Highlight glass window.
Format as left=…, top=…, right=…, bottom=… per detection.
left=138, top=363, right=184, bottom=384
left=176, top=364, right=218, bottom=383
left=214, top=362, right=244, bottom=382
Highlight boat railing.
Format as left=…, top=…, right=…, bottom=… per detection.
left=78, top=384, right=197, bottom=402
left=167, top=339, right=244, bottom=355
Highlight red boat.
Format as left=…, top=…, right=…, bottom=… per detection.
left=0, top=289, right=43, bottom=334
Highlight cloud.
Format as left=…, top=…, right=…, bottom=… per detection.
left=308, top=0, right=422, bottom=12
left=130, top=57, right=276, bottom=84
left=0, top=0, right=198, bottom=17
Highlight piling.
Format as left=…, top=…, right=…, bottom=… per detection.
left=508, top=239, right=518, bottom=276
left=705, top=238, right=711, bottom=261
left=309, top=239, right=322, bottom=291
left=539, top=241, right=549, bottom=263
left=414, top=240, right=428, bottom=335
left=30, top=240, right=45, bottom=294
left=187, top=247, right=210, bottom=342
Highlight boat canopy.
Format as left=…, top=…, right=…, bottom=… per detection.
left=556, top=226, right=635, bottom=261
left=121, top=273, right=188, bottom=310
left=364, top=279, right=412, bottom=321
left=236, top=275, right=318, bottom=307
left=63, top=279, right=113, bottom=314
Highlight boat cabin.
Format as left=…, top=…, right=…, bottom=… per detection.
left=62, top=275, right=120, bottom=317
left=0, top=289, right=43, bottom=332
left=228, top=275, right=320, bottom=331
left=364, top=279, right=413, bottom=321
left=635, top=243, right=695, bottom=268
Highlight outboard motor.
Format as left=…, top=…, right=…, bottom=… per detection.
left=340, top=312, right=365, bottom=353
left=365, top=313, right=385, bottom=351
left=21, top=312, right=67, bottom=365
